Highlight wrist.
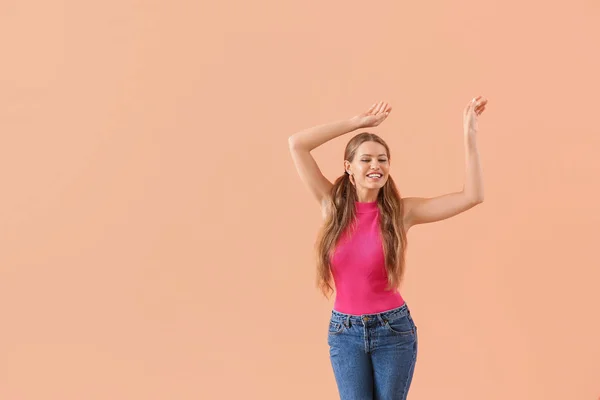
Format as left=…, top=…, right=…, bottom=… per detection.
left=464, top=131, right=478, bottom=146
left=349, top=116, right=365, bottom=130
left=464, top=126, right=477, bottom=137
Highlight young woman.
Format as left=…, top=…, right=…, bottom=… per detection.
left=288, top=97, right=487, bottom=399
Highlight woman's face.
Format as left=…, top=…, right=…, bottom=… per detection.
left=345, top=141, right=390, bottom=191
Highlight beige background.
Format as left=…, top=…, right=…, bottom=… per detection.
left=1, top=1, right=599, bottom=399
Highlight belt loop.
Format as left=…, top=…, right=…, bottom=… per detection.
left=376, top=314, right=386, bottom=325
left=345, top=315, right=351, bottom=328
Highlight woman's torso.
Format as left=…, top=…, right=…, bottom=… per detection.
left=329, top=201, right=404, bottom=315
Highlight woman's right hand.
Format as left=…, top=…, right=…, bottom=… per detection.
left=353, top=101, right=392, bottom=129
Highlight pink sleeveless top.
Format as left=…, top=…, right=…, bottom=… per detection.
left=330, top=201, right=405, bottom=315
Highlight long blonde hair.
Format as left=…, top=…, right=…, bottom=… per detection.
left=315, top=132, right=408, bottom=297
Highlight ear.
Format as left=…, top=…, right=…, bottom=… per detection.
left=344, top=160, right=352, bottom=175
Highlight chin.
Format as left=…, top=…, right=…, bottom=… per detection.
left=367, top=182, right=386, bottom=189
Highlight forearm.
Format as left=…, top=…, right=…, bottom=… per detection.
left=288, top=117, right=362, bottom=151
left=463, top=134, right=484, bottom=203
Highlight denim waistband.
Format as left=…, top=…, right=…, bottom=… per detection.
left=330, top=303, right=410, bottom=327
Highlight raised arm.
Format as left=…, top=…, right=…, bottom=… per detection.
left=403, top=96, right=487, bottom=229
left=288, top=102, right=392, bottom=206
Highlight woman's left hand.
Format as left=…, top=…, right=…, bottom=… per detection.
left=463, top=96, right=488, bottom=136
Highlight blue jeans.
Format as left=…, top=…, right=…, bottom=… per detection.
left=327, top=303, right=418, bottom=400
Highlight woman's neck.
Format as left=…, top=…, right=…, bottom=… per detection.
left=355, top=188, right=380, bottom=203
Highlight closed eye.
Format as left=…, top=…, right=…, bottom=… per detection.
left=361, top=159, right=388, bottom=163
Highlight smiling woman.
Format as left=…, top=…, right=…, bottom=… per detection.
left=345, top=139, right=390, bottom=191
left=288, top=98, right=487, bottom=400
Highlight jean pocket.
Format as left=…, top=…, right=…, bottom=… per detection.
left=328, top=320, right=345, bottom=335
left=384, top=315, right=415, bottom=335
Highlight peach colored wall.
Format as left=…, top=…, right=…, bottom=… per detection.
left=1, top=1, right=599, bottom=399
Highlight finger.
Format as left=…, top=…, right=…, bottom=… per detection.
left=468, top=98, right=476, bottom=111
left=465, top=100, right=475, bottom=114
left=466, top=96, right=477, bottom=109
left=367, top=103, right=378, bottom=114
left=379, top=102, right=389, bottom=114
left=369, top=102, right=379, bottom=114
left=374, top=101, right=385, bottom=114
left=379, top=101, right=389, bottom=114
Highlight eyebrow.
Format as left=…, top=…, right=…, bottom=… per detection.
left=360, top=154, right=388, bottom=157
